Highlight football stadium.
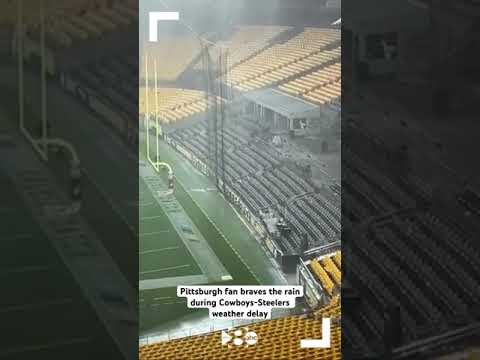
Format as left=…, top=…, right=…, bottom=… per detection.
left=139, top=0, right=480, bottom=358
left=138, top=0, right=342, bottom=358
left=1, top=0, right=480, bottom=359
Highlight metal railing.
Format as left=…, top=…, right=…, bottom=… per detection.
left=139, top=308, right=293, bottom=346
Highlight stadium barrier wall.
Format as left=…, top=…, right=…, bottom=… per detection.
left=139, top=307, right=292, bottom=346
left=165, top=133, right=285, bottom=259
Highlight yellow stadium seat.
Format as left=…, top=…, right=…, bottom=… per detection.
left=140, top=299, right=341, bottom=360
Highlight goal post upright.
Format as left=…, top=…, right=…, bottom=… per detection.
left=17, top=0, right=24, bottom=134
left=40, top=0, right=48, bottom=156
left=154, top=58, right=160, bottom=168
left=144, top=52, right=149, bottom=165
left=143, top=52, right=172, bottom=178
left=16, top=0, right=79, bottom=168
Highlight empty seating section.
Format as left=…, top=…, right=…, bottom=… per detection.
left=169, top=122, right=280, bottom=176
left=194, top=25, right=291, bottom=70
left=342, top=146, right=416, bottom=222
left=308, top=252, right=341, bottom=297
left=139, top=299, right=341, bottom=360
left=3, top=0, right=113, bottom=24
left=323, top=255, right=341, bottom=286
left=279, top=63, right=341, bottom=95
left=311, top=259, right=335, bottom=296
left=333, top=251, right=341, bottom=268
left=304, top=79, right=341, bottom=105
left=139, top=88, right=223, bottom=124
left=230, top=28, right=340, bottom=92
left=168, top=122, right=341, bottom=249
left=144, top=38, right=202, bottom=81
left=72, top=57, right=138, bottom=118
left=27, top=0, right=137, bottom=50
left=342, top=137, right=480, bottom=351
left=279, top=61, right=341, bottom=105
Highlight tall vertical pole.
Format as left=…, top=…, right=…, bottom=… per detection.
left=213, top=51, right=219, bottom=189
left=145, top=53, right=149, bottom=160
left=154, top=58, right=159, bottom=168
left=40, top=0, right=48, bottom=158
left=219, top=47, right=226, bottom=193
left=221, top=48, right=228, bottom=193
left=17, top=0, right=24, bottom=132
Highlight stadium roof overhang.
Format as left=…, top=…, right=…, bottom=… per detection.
left=242, top=88, right=320, bottom=119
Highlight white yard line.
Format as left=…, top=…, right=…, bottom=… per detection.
left=140, top=215, right=165, bottom=220
left=175, top=176, right=262, bottom=284
left=139, top=230, right=170, bottom=237
left=139, top=201, right=154, bottom=207
left=140, top=246, right=179, bottom=255
left=140, top=264, right=190, bottom=275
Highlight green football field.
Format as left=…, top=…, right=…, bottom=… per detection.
left=139, top=177, right=201, bottom=280
left=139, top=135, right=284, bottom=333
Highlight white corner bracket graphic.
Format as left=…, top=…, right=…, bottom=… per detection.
left=149, top=12, right=180, bottom=42
left=300, top=317, right=331, bottom=348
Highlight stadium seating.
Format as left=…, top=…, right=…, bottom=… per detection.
left=2, top=0, right=92, bottom=24
left=139, top=298, right=341, bottom=360
left=309, top=252, right=341, bottom=296
left=72, top=58, right=137, bottom=118
left=279, top=62, right=341, bottom=105
left=280, top=62, right=340, bottom=95
left=341, top=129, right=480, bottom=351
left=168, top=121, right=341, bottom=249
left=139, top=88, right=224, bottom=124
left=194, top=25, right=292, bottom=71
left=304, top=80, right=341, bottom=105
left=27, top=0, right=137, bottom=51
left=114, top=0, right=138, bottom=19
left=342, top=146, right=417, bottom=218
left=144, top=38, right=202, bottom=81
left=230, top=28, right=340, bottom=92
